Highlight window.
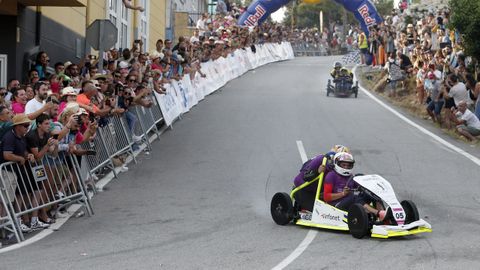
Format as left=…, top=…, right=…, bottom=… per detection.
left=0, top=54, right=7, bottom=88
left=108, top=0, right=131, bottom=49
left=138, top=0, right=149, bottom=52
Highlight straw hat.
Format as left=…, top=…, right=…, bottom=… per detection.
left=12, top=114, right=31, bottom=126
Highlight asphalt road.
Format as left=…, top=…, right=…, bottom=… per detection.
left=2, top=56, right=480, bottom=270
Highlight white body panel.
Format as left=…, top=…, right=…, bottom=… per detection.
left=353, top=174, right=406, bottom=225
left=310, top=200, right=348, bottom=229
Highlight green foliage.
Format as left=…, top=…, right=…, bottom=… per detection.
left=449, top=0, right=480, bottom=60
left=283, top=1, right=356, bottom=29
left=373, top=0, right=394, bottom=17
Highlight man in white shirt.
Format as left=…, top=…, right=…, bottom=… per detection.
left=454, top=101, right=480, bottom=143
left=196, top=13, right=208, bottom=36
left=25, top=82, right=49, bottom=115
left=443, top=74, right=469, bottom=129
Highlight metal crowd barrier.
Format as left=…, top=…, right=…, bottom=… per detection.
left=0, top=154, right=93, bottom=242
left=291, top=43, right=329, bottom=56
left=0, top=92, right=166, bottom=244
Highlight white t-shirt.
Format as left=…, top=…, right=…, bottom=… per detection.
left=448, top=82, right=468, bottom=106
left=25, top=98, right=44, bottom=115
left=460, top=109, right=480, bottom=129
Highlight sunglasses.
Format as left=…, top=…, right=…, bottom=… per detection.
left=129, top=79, right=136, bottom=83
left=21, top=124, right=30, bottom=128
left=0, top=92, right=6, bottom=97
left=114, top=74, right=121, bottom=78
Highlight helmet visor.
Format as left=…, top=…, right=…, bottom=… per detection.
left=338, top=161, right=354, bottom=169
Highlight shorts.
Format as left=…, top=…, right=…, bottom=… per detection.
left=360, top=48, right=368, bottom=54
left=427, top=100, right=444, bottom=115
left=457, top=125, right=480, bottom=136
left=9, top=163, right=38, bottom=196
left=444, top=98, right=456, bottom=109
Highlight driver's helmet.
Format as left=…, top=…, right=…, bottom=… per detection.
left=333, top=61, right=342, bottom=69
left=330, top=144, right=350, bottom=153
left=333, top=152, right=355, bottom=176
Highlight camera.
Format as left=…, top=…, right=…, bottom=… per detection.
left=89, top=113, right=96, bottom=123
left=75, top=115, right=83, bottom=126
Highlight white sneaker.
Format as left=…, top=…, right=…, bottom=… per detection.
left=120, top=165, right=129, bottom=172
left=20, top=222, right=32, bottom=233
left=30, top=220, right=50, bottom=230
left=132, top=135, right=143, bottom=142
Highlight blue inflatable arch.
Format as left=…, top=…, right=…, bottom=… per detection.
left=238, top=0, right=383, bottom=36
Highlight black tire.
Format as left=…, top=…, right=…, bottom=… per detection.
left=271, top=192, right=294, bottom=225
left=401, top=200, right=420, bottom=224
left=348, top=203, right=370, bottom=239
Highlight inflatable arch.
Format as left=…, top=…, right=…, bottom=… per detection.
left=238, top=0, right=382, bottom=36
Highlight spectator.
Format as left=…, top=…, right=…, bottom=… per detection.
left=25, top=82, right=48, bottom=116
left=77, top=81, right=104, bottom=116
left=1, top=114, right=50, bottom=232
left=216, top=0, right=228, bottom=15
left=24, top=84, right=35, bottom=101
left=358, top=29, right=368, bottom=65
left=34, top=51, right=50, bottom=79
left=425, top=72, right=444, bottom=124
left=28, top=69, right=40, bottom=84
left=11, top=87, right=28, bottom=114
left=5, top=79, right=20, bottom=101
left=416, top=61, right=427, bottom=104
left=385, top=53, right=404, bottom=97
left=453, top=101, right=480, bottom=143
left=0, top=105, right=13, bottom=140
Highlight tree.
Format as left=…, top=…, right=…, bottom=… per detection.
left=449, top=0, right=480, bottom=60
left=373, top=0, right=393, bottom=17
left=283, top=0, right=356, bottom=29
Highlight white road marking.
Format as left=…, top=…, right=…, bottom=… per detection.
left=0, top=204, right=81, bottom=254
left=271, top=230, right=318, bottom=270
left=296, top=140, right=309, bottom=163
left=271, top=141, right=317, bottom=270
left=353, top=66, right=480, bottom=167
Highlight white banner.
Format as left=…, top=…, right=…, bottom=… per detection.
left=154, top=84, right=183, bottom=126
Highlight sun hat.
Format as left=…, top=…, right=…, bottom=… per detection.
left=12, top=114, right=31, bottom=126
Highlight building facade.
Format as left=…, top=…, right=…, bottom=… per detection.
left=0, top=0, right=166, bottom=86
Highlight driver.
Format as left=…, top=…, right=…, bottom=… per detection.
left=323, top=152, right=386, bottom=221
left=339, top=68, right=354, bottom=83
left=293, top=145, right=350, bottom=212
left=330, top=62, right=344, bottom=80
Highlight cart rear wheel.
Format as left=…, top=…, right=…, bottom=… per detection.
left=348, top=203, right=370, bottom=239
left=271, top=192, right=294, bottom=225
left=401, top=200, right=419, bottom=224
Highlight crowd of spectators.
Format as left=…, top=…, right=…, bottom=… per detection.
left=360, top=6, right=480, bottom=143
left=288, top=23, right=361, bottom=56
left=0, top=3, right=294, bottom=236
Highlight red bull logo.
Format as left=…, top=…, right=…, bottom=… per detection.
left=357, top=4, right=376, bottom=27
left=244, top=5, right=267, bottom=26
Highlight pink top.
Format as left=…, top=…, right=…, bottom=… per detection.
left=11, top=101, right=25, bottom=114
left=58, top=102, right=67, bottom=116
